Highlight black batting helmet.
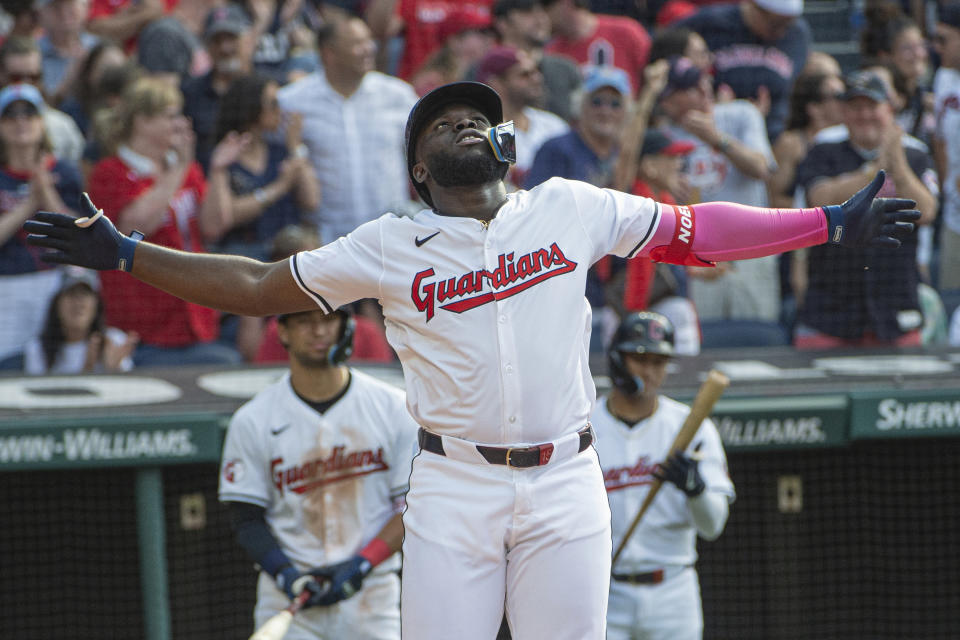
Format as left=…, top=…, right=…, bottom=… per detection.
left=608, top=311, right=675, bottom=395
left=278, top=307, right=355, bottom=365
left=404, top=81, right=504, bottom=208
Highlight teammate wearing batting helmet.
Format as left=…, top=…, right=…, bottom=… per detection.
left=219, top=305, right=418, bottom=639
left=594, top=311, right=735, bottom=639
left=26, top=66, right=920, bottom=638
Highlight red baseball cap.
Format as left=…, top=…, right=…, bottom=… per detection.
left=438, top=6, right=493, bottom=43
left=641, top=130, right=695, bottom=156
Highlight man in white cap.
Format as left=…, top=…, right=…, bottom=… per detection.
left=675, top=0, right=810, bottom=141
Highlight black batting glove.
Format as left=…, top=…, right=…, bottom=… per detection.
left=23, top=193, right=143, bottom=272
left=822, top=170, right=921, bottom=249
left=275, top=565, right=327, bottom=609
left=310, top=555, right=372, bottom=606
left=654, top=451, right=706, bottom=498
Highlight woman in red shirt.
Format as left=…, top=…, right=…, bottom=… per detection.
left=88, top=76, right=243, bottom=366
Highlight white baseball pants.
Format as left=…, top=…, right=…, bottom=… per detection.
left=606, top=566, right=703, bottom=640
left=401, top=446, right=612, bottom=639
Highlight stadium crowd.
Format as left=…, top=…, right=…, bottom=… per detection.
left=2, top=0, right=960, bottom=374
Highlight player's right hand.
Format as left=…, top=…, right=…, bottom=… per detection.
left=822, top=170, right=920, bottom=248
left=275, top=566, right=327, bottom=609
left=23, top=193, right=140, bottom=272
left=654, top=451, right=706, bottom=498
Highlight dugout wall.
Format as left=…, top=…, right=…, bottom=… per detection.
left=2, top=349, right=959, bottom=639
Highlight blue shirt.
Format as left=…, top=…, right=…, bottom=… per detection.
left=39, top=33, right=99, bottom=97
left=524, top=131, right=617, bottom=191
left=216, top=142, right=303, bottom=260
left=678, top=4, right=810, bottom=141
left=0, top=159, right=83, bottom=275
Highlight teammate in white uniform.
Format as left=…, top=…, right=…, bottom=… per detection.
left=26, top=77, right=919, bottom=640
left=593, top=312, right=734, bottom=640
left=218, top=307, right=419, bottom=639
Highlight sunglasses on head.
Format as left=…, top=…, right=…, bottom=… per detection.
left=1, top=103, right=39, bottom=119
left=590, top=96, right=624, bottom=109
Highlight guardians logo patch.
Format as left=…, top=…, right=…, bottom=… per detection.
left=411, top=242, right=577, bottom=321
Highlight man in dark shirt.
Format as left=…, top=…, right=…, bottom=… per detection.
left=794, top=70, right=938, bottom=347
left=676, top=0, right=810, bottom=141
left=181, top=5, right=253, bottom=171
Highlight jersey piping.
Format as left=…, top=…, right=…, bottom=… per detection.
left=290, top=254, right=334, bottom=313
left=626, top=201, right=661, bottom=258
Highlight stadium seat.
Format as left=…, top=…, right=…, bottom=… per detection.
left=699, top=319, right=791, bottom=349
left=940, top=289, right=960, bottom=320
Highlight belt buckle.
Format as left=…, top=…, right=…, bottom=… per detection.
left=505, top=447, right=519, bottom=468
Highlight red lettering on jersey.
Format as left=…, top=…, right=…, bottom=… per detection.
left=603, top=455, right=660, bottom=492
left=271, top=447, right=388, bottom=495
left=411, top=242, right=578, bottom=321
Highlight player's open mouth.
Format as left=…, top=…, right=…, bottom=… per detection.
left=455, top=130, right=485, bottom=145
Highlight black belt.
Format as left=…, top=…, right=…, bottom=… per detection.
left=417, top=426, right=594, bottom=468
left=611, top=570, right=664, bottom=585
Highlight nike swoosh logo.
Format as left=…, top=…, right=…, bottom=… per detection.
left=415, top=231, right=440, bottom=247
left=270, top=424, right=291, bottom=436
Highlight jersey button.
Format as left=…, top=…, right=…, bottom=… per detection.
left=509, top=416, right=516, bottom=423
left=499, top=315, right=506, bottom=323
left=505, top=364, right=513, bottom=373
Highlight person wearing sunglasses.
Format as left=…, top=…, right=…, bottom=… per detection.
left=0, top=83, right=82, bottom=370
left=524, top=65, right=631, bottom=191
left=0, top=35, right=85, bottom=166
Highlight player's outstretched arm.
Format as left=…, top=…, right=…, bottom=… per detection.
left=645, top=171, right=921, bottom=266
left=23, top=194, right=317, bottom=318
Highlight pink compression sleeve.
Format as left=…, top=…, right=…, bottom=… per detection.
left=644, top=202, right=829, bottom=265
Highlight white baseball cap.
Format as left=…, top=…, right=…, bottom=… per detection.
left=753, top=0, right=803, bottom=17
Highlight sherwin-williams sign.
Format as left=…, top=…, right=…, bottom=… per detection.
left=0, top=414, right=225, bottom=471
left=850, top=390, right=960, bottom=440
left=679, top=394, right=849, bottom=453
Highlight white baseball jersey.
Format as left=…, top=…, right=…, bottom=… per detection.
left=292, top=177, right=660, bottom=445
left=218, top=369, right=419, bottom=573
left=592, top=395, right=735, bottom=572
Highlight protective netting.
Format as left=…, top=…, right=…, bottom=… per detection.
left=700, top=438, right=960, bottom=639
left=0, top=468, right=143, bottom=639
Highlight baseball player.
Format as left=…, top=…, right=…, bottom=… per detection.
left=25, top=80, right=919, bottom=640
left=219, top=307, right=418, bottom=639
left=594, top=311, right=734, bottom=640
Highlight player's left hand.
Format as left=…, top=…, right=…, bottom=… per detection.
left=823, top=170, right=920, bottom=248
left=309, top=555, right=372, bottom=606
left=654, top=451, right=705, bottom=498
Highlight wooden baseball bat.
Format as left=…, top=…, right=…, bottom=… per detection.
left=611, top=369, right=730, bottom=565
left=248, top=589, right=312, bottom=640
